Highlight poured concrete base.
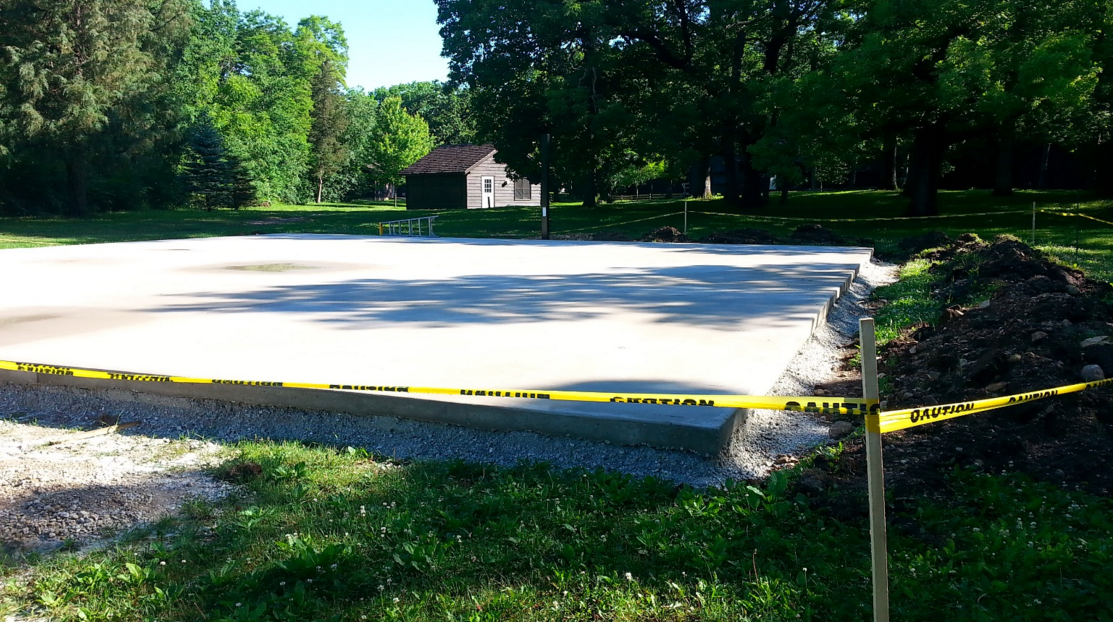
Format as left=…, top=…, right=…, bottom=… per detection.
left=0, top=235, right=873, bottom=454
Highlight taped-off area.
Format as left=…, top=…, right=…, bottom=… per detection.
left=6, top=359, right=1107, bottom=432
left=872, top=377, right=1113, bottom=433
left=0, top=359, right=878, bottom=416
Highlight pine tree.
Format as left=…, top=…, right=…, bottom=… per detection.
left=308, top=60, right=350, bottom=203
left=183, top=114, right=231, bottom=210
left=229, top=156, right=258, bottom=210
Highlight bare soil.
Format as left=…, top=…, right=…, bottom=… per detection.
left=798, top=236, right=1113, bottom=519
left=0, top=415, right=231, bottom=554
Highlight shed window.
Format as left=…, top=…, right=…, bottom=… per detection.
left=513, top=178, right=532, bottom=200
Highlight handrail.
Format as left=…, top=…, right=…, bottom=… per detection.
left=378, top=216, right=438, bottom=237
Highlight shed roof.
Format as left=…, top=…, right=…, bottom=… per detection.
left=401, top=144, right=497, bottom=176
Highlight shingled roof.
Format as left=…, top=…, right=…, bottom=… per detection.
left=401, top=144, right=497, bottom=175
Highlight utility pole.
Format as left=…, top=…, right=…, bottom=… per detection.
left=541, top=134, right=551, bottom=240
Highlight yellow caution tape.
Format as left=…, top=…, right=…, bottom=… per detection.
left=1039, top=209, right=1113, bottom=228
left=0, top=359, right=880, bottom=415
left=560, top=212, right=685, bottom=234
left=689, top=209, right=1039, bottom=224
left=872, top=377, right=1113, bottom=433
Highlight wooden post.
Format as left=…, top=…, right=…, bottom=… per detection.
left=541, top=134, right=551, bottom=240
left=860, top=318, right=889, bottom=622
left=1032, top=202, right=1036, bottom=246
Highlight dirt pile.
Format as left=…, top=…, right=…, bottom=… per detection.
left=642, top=226, right=690, bottom=243
left=802, top=235, right=1113, bottom=509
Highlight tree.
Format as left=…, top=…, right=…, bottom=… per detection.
left=308, top=60, right=349, bottom=203
left=0, top=0, right=189, bottom=215
left=365, top=97, right=433, bottom=205
left=838, top=0, right=1101, bottom=215
left=372, top=81, right=476, bottom=145
left=182, top=113, right=231, bottom=210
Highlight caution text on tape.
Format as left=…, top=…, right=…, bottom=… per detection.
left=0, top=359, right=879, bottom=416
left=871, top=377, right=1113, bottom=433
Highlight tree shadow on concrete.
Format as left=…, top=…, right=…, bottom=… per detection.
left=152, top=263, right=860, bottom=331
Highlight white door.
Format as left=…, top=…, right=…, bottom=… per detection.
left=481, top=176, right=495, bottom=208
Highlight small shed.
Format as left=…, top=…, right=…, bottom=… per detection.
left=401, top=144, right=541, bottom=210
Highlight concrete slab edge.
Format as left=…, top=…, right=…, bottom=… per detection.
left=0, top=369, right=738, bottom=456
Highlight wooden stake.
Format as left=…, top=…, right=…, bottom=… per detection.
left=860, top=318, right=889, bottom=622
left=44, top=422, right=140, bottom=446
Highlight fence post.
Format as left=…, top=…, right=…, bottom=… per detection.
left=1032, top=202, right=1036, bottom=246
left=860, top=318, right=889, bottom=622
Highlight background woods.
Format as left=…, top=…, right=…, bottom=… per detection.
left=1, top=0, right=1110, bottom=215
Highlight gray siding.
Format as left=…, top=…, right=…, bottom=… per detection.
left=465, top=154, right=542, bottom=209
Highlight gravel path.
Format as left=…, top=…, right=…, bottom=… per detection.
left=0, top=258, right=894, bottom=551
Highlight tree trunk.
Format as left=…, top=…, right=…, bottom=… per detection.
left=581, top=170, right=598, bottom=208
left=690, top=158, right=712, bottom=199
left=993, top=137, right=1014, bottom=197
left=1096, top=139, right=1113, bottom=197
left=1037, top=143, right=1051, bottom=190
left=881, top=129, right=899, bottom=190
left=905, top=124, right=946, bottom=217
left=780, top=185, right=789, bottom=205
left=722, top=139, right=741, bottom=206
left=316, top=175, right=324, bottom=204
left=740, top=151, right=765, bottom=208
left=64, top=153, right=90, bottom=217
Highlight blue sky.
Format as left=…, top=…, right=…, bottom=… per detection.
left=241, top=0, right=450, bottom=91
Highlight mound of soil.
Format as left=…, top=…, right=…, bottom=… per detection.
left=799, top=235, right=1113, bottom=514
left=643, top=226, right=691, bottom=243
left=698, top=228, right=781, bottom=245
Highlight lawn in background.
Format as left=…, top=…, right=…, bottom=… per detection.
left=2, top=189, right=1110, bottom=281
left=3, top=189, right=1113, bottom=620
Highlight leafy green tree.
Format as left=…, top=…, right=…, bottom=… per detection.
left=838, top=0, right=1102, bottom=215
left=365, top=96, right=433, bottom=205
left=373, top=81, right=476, bottom=146
left=308, top=60, right=349, bottom=203
left=0, top=0, right=189, bottom=215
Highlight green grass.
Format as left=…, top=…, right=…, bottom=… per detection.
left=4, top=189, right=1113, bottom=620
left=2, top=189, right=1110, bottom=281
left=3, top=443, right=1110, bottom=621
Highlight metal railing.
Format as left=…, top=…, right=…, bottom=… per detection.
left=378, top=216, right=438, bottom=237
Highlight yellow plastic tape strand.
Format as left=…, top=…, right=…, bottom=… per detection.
left=560, top=212, right=684, bottom=234
left=689, top=209, right=1037, bottom=224
left=0, top=359, right=879, bottom=415
left=874, top=377, right=1113, bottom=433
left=1039, top=209, right=1113, bottom=228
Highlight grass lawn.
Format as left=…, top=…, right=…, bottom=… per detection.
left=2, top=189, right=1110, bottom=281
left=3, top=190, right=1113, bottom=620
left=3, top=446, right=1110, bottom=622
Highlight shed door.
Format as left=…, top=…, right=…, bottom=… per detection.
left=481, top=176, right=495, bottom=208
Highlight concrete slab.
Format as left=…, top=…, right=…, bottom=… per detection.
left=0, top=235, right=873, bottom=453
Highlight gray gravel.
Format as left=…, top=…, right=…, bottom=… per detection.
left=0, top=259, right=895, bottom=489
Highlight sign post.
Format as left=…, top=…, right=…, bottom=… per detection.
left=860, top=318, right=889, bottom=622
left=541, top=134, right=551, bottom=240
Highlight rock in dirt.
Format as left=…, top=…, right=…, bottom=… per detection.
left=1081, top=365, right=1105, bottom=382
left=828, top=421, right=855, bottom=439
left=1082, top=336, right=1110, bottom=348
left=643, top=226, right=689, bottom=243
left=1031, top=331, right=1048, bottom=343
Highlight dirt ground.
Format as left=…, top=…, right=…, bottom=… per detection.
left=0, top=414, right=231, bottom=554
left=797, top=235, right=1113, bottom=515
